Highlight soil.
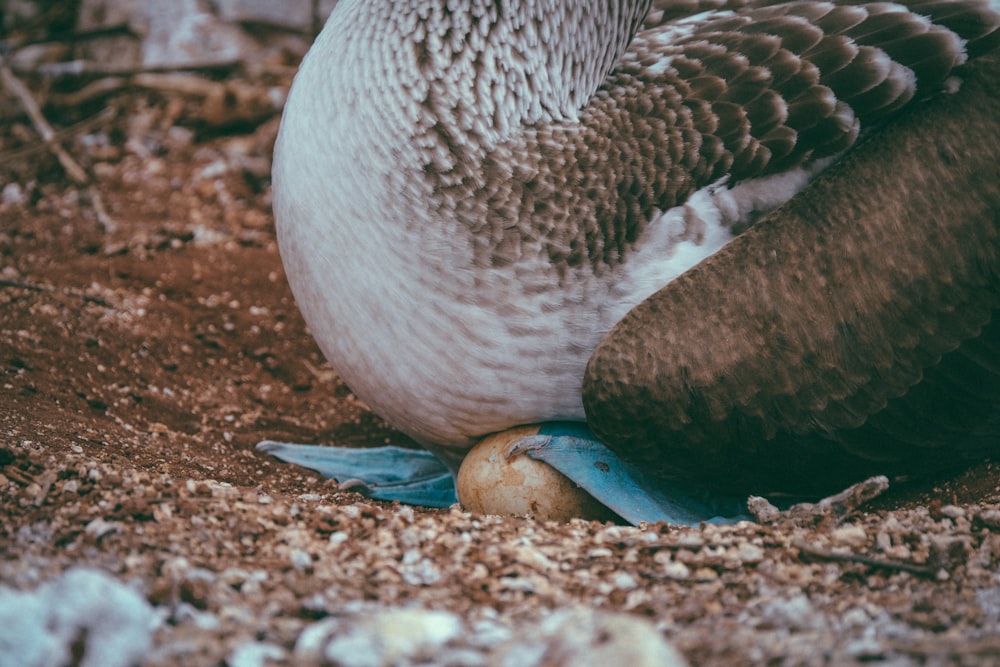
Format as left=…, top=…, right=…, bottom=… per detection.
left=2, top=78, right=1000, bottom=666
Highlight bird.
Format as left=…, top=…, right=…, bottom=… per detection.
left=259, top=0, right=1000, bottom=524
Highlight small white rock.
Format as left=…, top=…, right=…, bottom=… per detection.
left=939, top=505, right=966, bottom=519
left=1, top=183, right=24, bottom=206
left=227, top=641, right=287, bottom=667
left=662, top=561, right=690, bottom=580
left=84, top=517, right=122, bottom=540
left=295, top=608, right=463, bottom=667
left=289, top=549, right=312, bottom=572
left=492, top=607, right=688, bottom=667
left=0, top=568, right=156, bottom=667
left=737, top=543, right=765, bottom=564
left=830, top=524, right=868, bottom=548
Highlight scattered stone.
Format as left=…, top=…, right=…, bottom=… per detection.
left=0, top=568, right=157, bottom=667
left=830, top=524, right=868, bottom=549
left=491, top=607, right=688, bottom=667
left=228, top=642, right=288, bottom=667
left=293, top=608, right=464, bottom=667
left=1, top=183, right=24, bottom=206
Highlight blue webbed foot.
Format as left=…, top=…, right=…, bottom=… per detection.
left=256, top=441, right=457, bottom=507
left=508, top=423, right=750, bottom=526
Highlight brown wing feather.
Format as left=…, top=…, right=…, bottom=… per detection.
left=582, top=52, right=1000, bottom=496
left=474, top=0, right=999, bottom=277
left=646, top=0, right=997, bottom=167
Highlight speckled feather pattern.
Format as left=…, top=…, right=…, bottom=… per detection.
left=273, top=0, right=1000, bottom=460
left=437, top=0, right=993, bottom=273
left=584, top=52, right=1000, bottom=494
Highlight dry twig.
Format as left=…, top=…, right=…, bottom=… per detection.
left=793, top=539, right=941, bottom=577
left=749, top=475, right=890, bottom=525
left=0, top=106, right=116, bottom=165
left=0, top=61, right=120, bottom=231
left=48, top=77, right=129, bottom=108
left=0, top=57, right=90, bottom=184
left=27, top=59, right=243, bottom=78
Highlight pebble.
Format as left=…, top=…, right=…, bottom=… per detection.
left=754, top=594, right=826, bottom=632
left=84, top=517, right=122, bottom=540
left=830, top=524, right=868, bottom=548
left=736, top=542, right=765, bottom=564
left=294, top=607, right=464, bottom=667
left=1, top=183, right=24, bottom=206
left=490, top=607, right=688, bottom=667
left=939, top=505, right=965, bottom=519
left=977, top=509, right=1000, bottom=529
left=0, top=568, right=156, bottom=667
left=228, top=642, right=288, bottom=667
left=662, top=561, right=691, bottom=580
left=289, top=549, right=313, bottom=572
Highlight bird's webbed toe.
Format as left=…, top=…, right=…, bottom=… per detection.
left=256, top=441, right=457, bottom=507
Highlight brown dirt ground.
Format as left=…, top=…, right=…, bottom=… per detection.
left=3, top=80, right=1000, bottom=666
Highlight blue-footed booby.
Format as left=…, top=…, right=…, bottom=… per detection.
left=258, top=0, right=1000, bottom=524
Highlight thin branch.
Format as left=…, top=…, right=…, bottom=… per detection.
left=0, top=22, right=133, bottom=54
left=48, top=78, right=129, bottom=108
left=2, top=465, right=36, bottom=486
left=0, top=57, right=90, bottom=184
left=793, top=539, right=940, bottom=577
left=0, top=106, right=116, bottom=165
left=750, top=476, right=890, bottom=525
left=25, top=59, right=243, bottom=78
left=87, top=185, right=118, bottom=234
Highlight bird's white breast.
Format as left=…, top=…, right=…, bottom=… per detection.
left=272, top=0, right=830, bottom=462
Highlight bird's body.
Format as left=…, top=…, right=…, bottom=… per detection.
left=275, top=0, right=739, bottom=457
left=266, top=0, right=1000, bottom=521
left=586, top=52, right=1000, bottom=494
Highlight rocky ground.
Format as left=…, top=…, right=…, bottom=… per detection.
left=4, top=9, right=1000, bottom=667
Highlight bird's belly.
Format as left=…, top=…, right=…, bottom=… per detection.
left=298, top=273, right=598, bottom=457
left=279, top=166, right=824, bottom=456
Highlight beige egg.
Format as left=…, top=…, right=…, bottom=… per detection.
left=456, top=425, right=617, bottom=522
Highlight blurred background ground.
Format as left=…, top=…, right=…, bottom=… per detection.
left=3, top=1, right=1000, bottom=665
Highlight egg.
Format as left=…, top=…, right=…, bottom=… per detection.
left=456, top=425, right=618, bottom=522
